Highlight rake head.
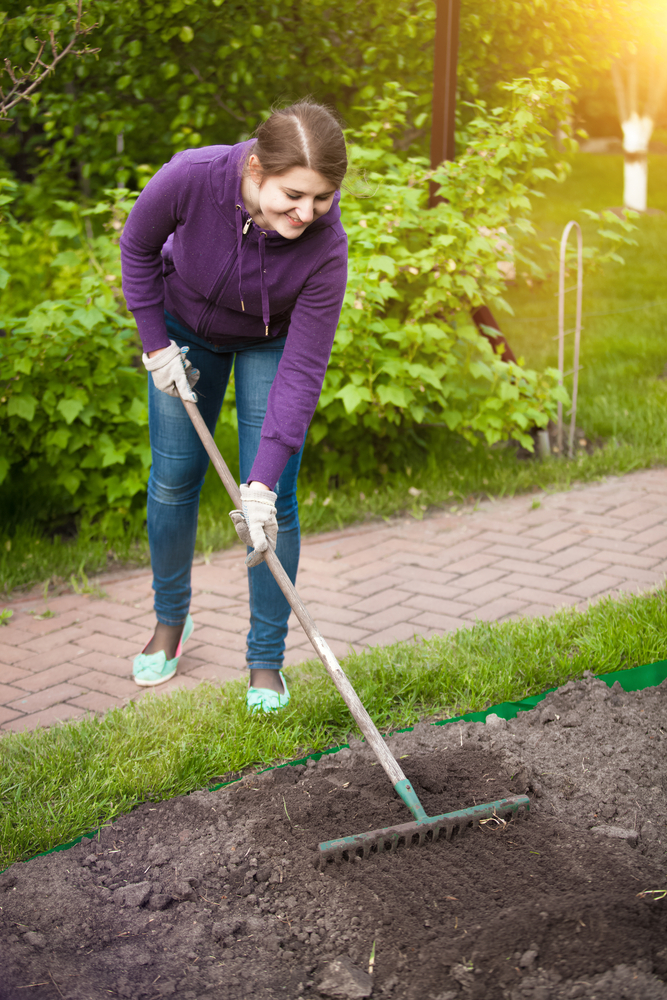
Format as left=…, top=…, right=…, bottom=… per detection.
left=317, top=795, right=530, bottom=866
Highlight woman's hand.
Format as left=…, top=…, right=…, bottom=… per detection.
left=229, top=483, right=278, bottom=567
left=142, top=340, right=199, bottom=401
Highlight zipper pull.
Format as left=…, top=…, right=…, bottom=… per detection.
left=242, top=217, right=252, bottom=236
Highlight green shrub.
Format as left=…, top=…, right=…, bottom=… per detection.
left=0, top=187, right=149, bottom=534
left=306, top=81, right=634, bottom=479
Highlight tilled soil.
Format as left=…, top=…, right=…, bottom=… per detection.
left=1, top=672, right=666, bottom=1000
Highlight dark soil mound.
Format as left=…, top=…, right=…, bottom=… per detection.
left=1, top=673, right=666, bottom=1000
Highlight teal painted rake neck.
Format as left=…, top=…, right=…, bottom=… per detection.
left=318, top=780, right=530, bottom=863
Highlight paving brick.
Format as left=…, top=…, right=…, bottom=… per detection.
left=521, top=520, right=574, bottom=540
left=342, top=575, right=411, bottom=598
left=8, top=682, right=89, bottom=713
left=556, top=573, right=627, bottom=599
left=280, top=646, right=313, bottom=667
left=181, top=662, right=244, bottom=683
left=192, top=610, right=249, bottom=633
left=3, top=703, right=86, bottom=732
left=69, top=651, right=134, bottom=678
left=82, top=600, right=142, bottom=621
left=483, top=544, right=546, bottom=563
left=190, top=592, right=247, bottom=611
left=506, top=588, right=579, bottom=608
left=436, top=539, right=492, bottom=561
left=347, top=588, right=414, bottom=615
left=72, top=633, right=140, bottom=658
left=20, top=624, right=92, bottom=655
left=450, top=567, right=507, bottom=590
left=337, top=561, right=401, bottom=586
left=316, top=620, right=371, bottom=644
left=459, top=582, right=519, bottom=606
left=297, top=602, right=364, bottom=626
left=0, top=705, right=23, bottom=726
left=69, top=691, right=126, bottom=714
left=186, top=626, right=247, bottom=652
left=0, top=664, right=31, bottom=686
left=349, top=606, right=420, bottom=633
left=580, top=537, right=643, bottom=554
left=534, top=531, right=591, bottom=554
left=568, top=524, right=630, bottom=541
left=502, top=572, right=568, bottom=593
left=600, top=565, right=666, bottom=585
left=579, top=549, right=660, bottom=570
left=75, top=670, right=138, bottom=699
left=289, top=572, right=349, bottom=593
left=540, top=545, right=601, bottom=569
left=18, top=661, right=89, bottom=692
left=1, top=624, right=46, bottom=646
left=363, top=622, right=429, bottom=647
left=489, top=558, right=555, bottom=577
left=519, top=603, right=559, bottom=619
left=442, top=553, right=499, bottom=574
left=179, top=643, right=241, bottom=668
left=0, top=681, right=32, bottom=703
left=550, top=560, right=611, bottom=584
left=637, top=539, right=667, bottom=560
left=21, top=609, right=92, bottom=637
left=10, top=643, right=88, bottom=674
left=605, top=500, right=658, bottom=519
left=391, top=578, right=467, bottom=601
left=392, top=565, right=460, bottom=585
left=290, top=586, right=355, bottom=609
left=0, top=642, right=31, bottom=665
left=400, top=593, right=476, bottom=617
left=407, top=611, right=470, bottom=632
left=464, top=597, right=529, bottom=622
left=75, top=616, right=145, bottom=641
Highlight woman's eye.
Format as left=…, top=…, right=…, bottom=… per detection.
left=287, top=194, right=300, bottom=200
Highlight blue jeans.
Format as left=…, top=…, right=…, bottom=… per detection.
left=147, top=314, right=304, bottom=671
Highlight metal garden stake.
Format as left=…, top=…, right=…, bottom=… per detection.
left=557, top=220, right=583, bottom=457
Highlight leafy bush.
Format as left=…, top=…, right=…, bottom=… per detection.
left=306, top=81, right=567, bottom=476
left=0, top=186, right=149, bottom=533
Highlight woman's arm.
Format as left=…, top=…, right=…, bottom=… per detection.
left=247, top=238, right=348, bottom=489
left=120, top=152, right=191, bottom=353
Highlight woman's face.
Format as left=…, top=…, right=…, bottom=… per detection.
left=246, top=155, right=337, bottom=239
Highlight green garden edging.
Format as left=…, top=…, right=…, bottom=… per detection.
left=14, top=659, right=667, bottom=869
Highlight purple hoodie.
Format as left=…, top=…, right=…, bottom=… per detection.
left=120, top=139, right=348, bottom=489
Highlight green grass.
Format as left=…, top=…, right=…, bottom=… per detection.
left=2, top=586, right=667, bottom=869
left=2, top=153, right=667, bottom=595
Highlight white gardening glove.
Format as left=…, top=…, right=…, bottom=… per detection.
left=142, top=340, right=199, bottom=401
left=229, top=484, right=278, bottom=567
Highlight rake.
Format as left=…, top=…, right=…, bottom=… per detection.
left=183, top=399, right=530, bottom=863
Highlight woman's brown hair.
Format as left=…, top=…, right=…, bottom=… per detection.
left=249, top=100, right=347, bottom=189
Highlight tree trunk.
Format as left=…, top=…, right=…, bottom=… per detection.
left=621, top=113, right=652, bottom=211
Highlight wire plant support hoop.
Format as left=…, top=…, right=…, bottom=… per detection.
left=557, top=220, right=583, bottom=458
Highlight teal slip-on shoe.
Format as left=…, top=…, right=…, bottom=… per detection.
left=246, top=671, right=290, bottom=713
left=133, top=614, right=194, bottom=687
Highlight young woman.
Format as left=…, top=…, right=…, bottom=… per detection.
left=120, top=101, right=348, bottom=712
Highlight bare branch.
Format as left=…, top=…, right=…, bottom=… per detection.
left=0, top=0, right=99, bottom=120
left=628, top=56, right=638, bottom=118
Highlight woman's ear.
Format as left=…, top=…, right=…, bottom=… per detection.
left=247, top=153, right=263, bottom=187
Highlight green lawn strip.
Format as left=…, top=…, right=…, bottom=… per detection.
left=2, top=587, right=667, bottom=870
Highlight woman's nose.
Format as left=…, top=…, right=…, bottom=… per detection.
left=299, top=201, right=314, bottom=223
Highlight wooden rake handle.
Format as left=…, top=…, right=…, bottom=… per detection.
left=182, top=398, right=406, bottom=786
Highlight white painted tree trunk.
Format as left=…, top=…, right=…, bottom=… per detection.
left=621, top=112, right=653, bottom=211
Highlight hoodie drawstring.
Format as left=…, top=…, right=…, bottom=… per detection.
left=258, top=232, right=269, bottom=336
left=235, top=205, right=270, bottom=336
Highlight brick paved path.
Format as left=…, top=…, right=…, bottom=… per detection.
left=2, top=468, right=667, bottom=734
